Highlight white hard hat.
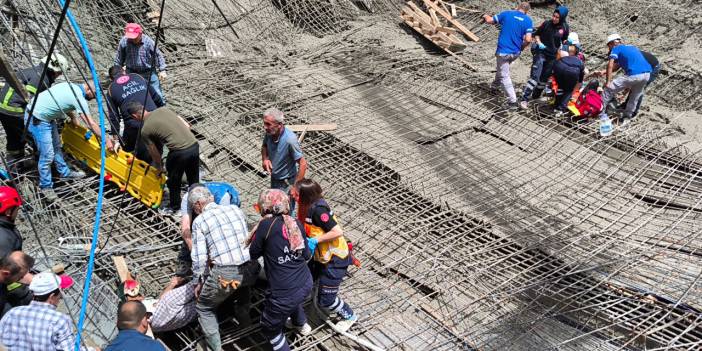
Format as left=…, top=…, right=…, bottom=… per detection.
left=567, top=32, right=580, bottom=46
left=606, top=33, right=622, bottom=44
left=40, top=53, right=68, bottom=73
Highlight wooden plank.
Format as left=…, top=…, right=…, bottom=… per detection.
left=0, top=47, right=29, bottom=103
left=112, top=256, right=133, bottom=282
left=429, top=9, right=440, bottom=26
left=436, top=26, right=456, bottom=35
left=449, top=4, right=457, bottom=17
left=423, top=0, right=479, bottom=41
left=287, top=123, right=338, bottom=132
left=438, top=0, right=451, bottom=17
left=401, top=12, right=436, bottom=35
left=433, top=32, right=453, bottom=44
left=407, top=1, right=432, bottom=23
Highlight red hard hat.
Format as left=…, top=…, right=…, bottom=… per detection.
left=0, top=186, right=21, bottom=214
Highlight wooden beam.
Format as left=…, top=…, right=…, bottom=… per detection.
left=429, top=9, right=440, bottom=26
left=287, top=123, right=338, bottom=132
left=112, top=256, right=133, bottom=282
left=407, top=1, right=432, bottom=24
left=423, top=0, right=479, bottom=42
left=0, top=47, right=29, bottom=103
left=449, top=4, right=456, bottom=17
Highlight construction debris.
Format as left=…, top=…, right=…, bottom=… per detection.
left=400, top=1, right=467, bottom=53
left=1, top=0, right=702, bottom=350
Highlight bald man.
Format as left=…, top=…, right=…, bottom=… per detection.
left=104, top=301, right=165, bottom=351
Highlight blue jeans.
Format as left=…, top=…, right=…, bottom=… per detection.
left=137, top=71, right=166, bottom=104
left=26, top=117, right=71, bottom=189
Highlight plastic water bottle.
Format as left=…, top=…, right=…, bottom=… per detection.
left=599, top=114, right=613, bottom=137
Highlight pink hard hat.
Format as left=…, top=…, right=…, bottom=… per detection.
left=124, top=23, right=142, bottom=39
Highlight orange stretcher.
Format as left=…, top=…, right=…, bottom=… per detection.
left=61, top=123, right=166, bottom=208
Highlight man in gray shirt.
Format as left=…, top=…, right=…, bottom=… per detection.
left=260, top=108, right=307, bottom=211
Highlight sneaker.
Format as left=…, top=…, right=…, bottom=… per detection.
left=506, top=102, right=518, bottom=111
left=519, top=101, right=528, bottom=110
left=60, top=170, right=86, bottom=180
left=285, top=318, right=312, bottom=336
left=41, top=188, right=58, bottom=202
left=335, top=315, right=358, bottom=333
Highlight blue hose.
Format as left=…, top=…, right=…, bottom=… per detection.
left=54, top=1, right=108, bottom=350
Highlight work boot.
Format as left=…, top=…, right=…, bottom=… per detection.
left=285, top=318, right=312, bottom=336
left=335, top=315, right=358, bottom=333
left=41, top=188, right=58, bottom=202
left=60, top=170, right=86, bottom=180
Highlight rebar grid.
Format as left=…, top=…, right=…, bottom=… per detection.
left=1, top=0, right=702, bottom=349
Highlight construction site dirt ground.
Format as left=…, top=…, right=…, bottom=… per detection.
left=1, top=0, right=702, bottom=349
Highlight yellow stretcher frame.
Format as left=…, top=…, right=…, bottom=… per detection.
left=61, top=123, right=166, bottom=208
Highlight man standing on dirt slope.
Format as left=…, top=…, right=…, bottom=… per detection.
left=482, top=2, right=534, bottom=111
left=597, top=34, right=652, bottom=128
left=519, top=5, right=569, bottom=110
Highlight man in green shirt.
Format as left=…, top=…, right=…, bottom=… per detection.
left=127, top=102, right=199, bottom=214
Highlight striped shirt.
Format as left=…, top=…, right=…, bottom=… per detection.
left=114, top=34, right=166, bottom=73
left=190, top=203, right=250, bottom=280
left=150, top=282, right=197, bottom=332
left=0, top=301, right=95, bottom=350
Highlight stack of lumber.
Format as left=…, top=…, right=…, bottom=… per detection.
left=400, top=1, right=466, bottom=52
left=400, top=0, right=479, bottom=54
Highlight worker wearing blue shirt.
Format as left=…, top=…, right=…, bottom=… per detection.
left=598, top=34, right=652, bottom=127
left=483, top=2, right=534, bottom=110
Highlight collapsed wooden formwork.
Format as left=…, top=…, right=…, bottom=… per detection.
left=399, top=0, right=479, bottom=69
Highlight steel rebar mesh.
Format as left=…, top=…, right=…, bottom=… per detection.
left=1, top=0, right=701, bottom=349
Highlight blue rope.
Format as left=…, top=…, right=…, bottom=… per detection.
left=53, top=1, right=108, bottom=350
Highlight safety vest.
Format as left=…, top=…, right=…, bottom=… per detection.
left=0, top=64, right=51, bottom=116
left=304, top=199, right=349, bottom=263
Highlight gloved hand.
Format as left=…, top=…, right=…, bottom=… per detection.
left=537, top=42, right=546, bottom=50
left=307, top=237, right=318, bottom=252
left=158, top=71, right=167, bottom=81
left=111, top=139, right=121, bottom=153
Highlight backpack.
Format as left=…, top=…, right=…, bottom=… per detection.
left=568, top=81, right=603, bottom=118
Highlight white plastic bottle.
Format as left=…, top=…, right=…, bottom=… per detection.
left=599, top=114, right=613, bottom=137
